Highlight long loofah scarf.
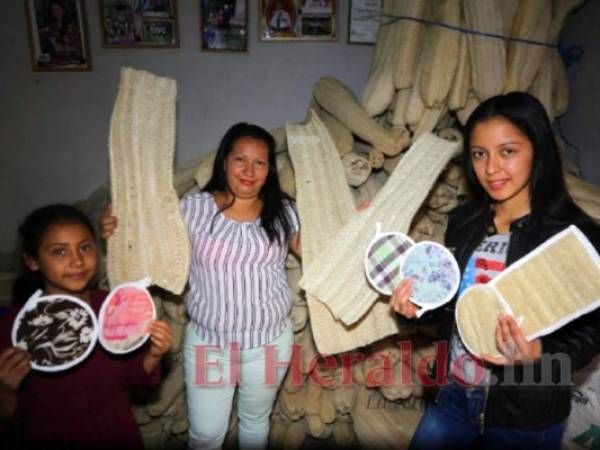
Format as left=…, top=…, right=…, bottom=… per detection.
left=107, top=67, right=191, bottom=295
left=287, top=111, right=402, bottom=354
left=298, top=131, right=460, bottom=326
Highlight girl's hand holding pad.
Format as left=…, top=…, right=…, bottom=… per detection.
left=389, top=278, right=421, bottom=319
left=481, top=314, right=542, bottom=365
left=0, top=347, right=31, bottom=393
left=147, top=320, right=173, bottom=357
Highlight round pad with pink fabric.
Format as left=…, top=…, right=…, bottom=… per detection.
left=98, top=280, right=155, bottom=354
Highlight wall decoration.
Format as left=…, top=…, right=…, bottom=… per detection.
left=348, top=0, right=381, bottom=44
left=259, top=0, right=337, bottom=42
left=99, top=0, right=180, bottom=47
left=200, top=0, right=248, bottom=52
left=25, top=0, right=92, bottom=71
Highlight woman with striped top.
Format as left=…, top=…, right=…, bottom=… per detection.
left=102, top=123, right=300, bottom=450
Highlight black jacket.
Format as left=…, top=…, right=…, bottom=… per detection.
left=422, top=200, right=600, bottom=429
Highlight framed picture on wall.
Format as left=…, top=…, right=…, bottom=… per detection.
left=99, top=0, right=180, bottom=47
left=259, top=0, right=337, bottom=42
left=25, top=0, right=92, bottom=71
left=200, top=0, right=248, bottom=52
left=348, top=0, right=381, bottom=45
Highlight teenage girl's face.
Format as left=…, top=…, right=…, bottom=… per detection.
left=25, top=223, right=97, bottom=298
left=224, top=137, right=270, bottom=200
left=470, top=117, right=534, bottom=212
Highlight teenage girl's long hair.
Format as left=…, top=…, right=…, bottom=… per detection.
left=461, top=91, right=596, bottom=230
left=12, top=204, right=97, bottom=304
left=202, top=122, right=295, bottom=245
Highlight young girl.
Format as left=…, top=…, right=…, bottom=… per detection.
left=102, top=122, right=300, bottom=450
left=0, top=204, right=172, bottom=449
left=391, top=92, right=600, bottom=449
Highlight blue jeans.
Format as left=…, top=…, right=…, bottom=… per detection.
left=409, top=383, right=565, bottom=450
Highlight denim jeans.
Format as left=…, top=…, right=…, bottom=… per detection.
left=409, top=383, right=565, bottom=450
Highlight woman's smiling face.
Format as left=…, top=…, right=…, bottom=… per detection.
left=470, top=117, right=534, bottom=212
left=224, top=136, right=270, bottom=200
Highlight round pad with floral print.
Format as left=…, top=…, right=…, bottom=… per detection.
left=98, top=281, right=155, bottom=354
left=365, top=232, right=414, bottom=295
left=401, top=241, right=460, bottom=309
left=11, top=291, right=98, bottom=372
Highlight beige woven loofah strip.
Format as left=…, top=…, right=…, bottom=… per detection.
left=287, top=111, right=401, bottom=354
left=108, top=67, right=191, bottom=295
left=456, top=226, right=600, bottom=357
left=299, top=133, right=460, bottom=326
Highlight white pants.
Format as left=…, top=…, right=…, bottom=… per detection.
left=183, top=323, right=294, bottom=450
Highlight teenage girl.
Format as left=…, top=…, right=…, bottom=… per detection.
left=102, top=123, right=301, bottom=450
left=0, top=204, right=173, bottom=449
left=391, top=92, right=600, bottom=450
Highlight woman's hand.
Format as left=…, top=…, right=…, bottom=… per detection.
left=481, top=314, right=541, bottom=365
left=356, top=199, right=371, bottom=211
left=289, top=232, right=301, bottom=257
left=147, top=320, right=173, bottom=357
left=389, top=278, right=421, bottom=319
left=100, top=204, right=118, bottom=239
left=0, top=347, right=31, bottom=393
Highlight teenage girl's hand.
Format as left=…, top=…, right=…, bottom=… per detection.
left=480, top=314, right=542, bottom=365
left=0, top=347, right=31, bottom=392
left=100, top=204, right=118, bottom=239
left=389, top=278, right=421, bottom=319
left=147, top=320, right=173, bottom=357
left=356, top=199, right=371, bottom=211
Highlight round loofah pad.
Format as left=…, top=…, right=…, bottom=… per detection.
left=12, top=291, right=98, bottom=372
left=401, top=241, right=460, bottom=309
left=365, top=232, right=414, bottom=296
left=98, top=282, right=155, bottom=354
left=455, top=285, right=506, bottom=357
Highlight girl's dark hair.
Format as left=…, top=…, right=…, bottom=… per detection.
left=202, top=122, right=295, bottom=244
left=12, top=204, right=96, bottom=304
left=462, top=91, right=594, bottom=228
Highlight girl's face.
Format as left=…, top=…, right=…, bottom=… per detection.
left=25, top=222, right=97, bottom=298
left=224, top=137, right=270, bottom=200
left=470, top=117, right=534, bottom=213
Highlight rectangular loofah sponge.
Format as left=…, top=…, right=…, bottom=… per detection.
left=299, top=133, right=460, bottom=325
left=287, top=111, right=403, bottom=354
left=107, top=67, right=191, bottom=295
left=456, top=226, right=600, bottom=357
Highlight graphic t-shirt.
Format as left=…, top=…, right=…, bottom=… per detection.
left=449, top=233, right=510, bottom=385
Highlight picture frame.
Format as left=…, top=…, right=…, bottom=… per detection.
left=259, top=0, right=337, bottom=42
left=99, top=0, right=180, bottom=48
left=200, top=0, right=248, bottom=52
left=348, top=0, right=381, bottom=45
left=25, top=0, right=92, bottom=71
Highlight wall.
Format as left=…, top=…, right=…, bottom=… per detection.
left=560, top=1, right=600, bottom=185
left=0, top=1, right=374, bottom=254
left=2, top=1, right=599, bottom=255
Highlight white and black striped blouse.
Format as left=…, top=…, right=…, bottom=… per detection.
left=181, top=192, right=299, bottom=349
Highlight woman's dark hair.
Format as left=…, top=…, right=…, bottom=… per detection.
left=12, top=204, right=96, bottom=304
left=462, top=91, right=594, bottom=228
left=202, top=122, right=295, bottom=244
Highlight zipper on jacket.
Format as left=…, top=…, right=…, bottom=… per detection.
left=479, top=384, right=490, bottom=434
